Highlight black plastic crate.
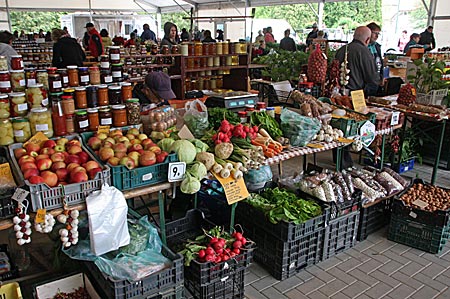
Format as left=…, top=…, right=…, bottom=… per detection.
left=84, top=244, right=184, bottom=299
left=357, top=197, right=393, bottom=241
left=166, top=209, right=254, bottom=286
left=185, top=268, right=245, bottom=299
left=149, top=286, right=184, bottom=299
left=197, top=189, right=231, bottom=227
left=323, top=210, right=360, bottom=261
left=0, top=244, right=19, bottom=281
left=235, top=200, right=330, bottom=242
left=0, top=146, right=19, bottom=219
left=388, top=217, right=450, bottom=254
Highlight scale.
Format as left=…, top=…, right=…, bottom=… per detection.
left=204, top=91, right=258, bottom=110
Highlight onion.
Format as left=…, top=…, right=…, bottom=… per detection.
left=151, top=122, right=158, bottom=131
left=156, top=122, right=166, bottom=132
left=154, top=112, right=163, bottom=122
left=148, top=111, right=155, bottom=122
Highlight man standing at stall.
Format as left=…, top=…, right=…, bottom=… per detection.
left=85, top=22, right=103, bottom=60
left=141, top=24, right=157, bottom=43
left=306, top=23, right=319, bottom=47
left=367, top=22, right=384, bottom=93
left=419, top=26, right=436, bottom=51
left=280, top=29, right=296, bottom=52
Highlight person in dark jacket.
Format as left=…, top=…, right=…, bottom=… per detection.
left=85, top=22, right=103, bottom=60
left=306, top=23, right=318, bottom=47
left=216, top=29, right=224, bottom=41
left=404, top=33, right=424, bottom=53
left=202, top=30, right=216, bottom=43
left=419, top=26, right=436, bottom=51
left=160, top=22, right=179, bottom=50
left=279, top=29, right=296, bottom=51
left=180, top=28, right=189, bottom=41
left=51, top=28, right=85, bottom=68
left=141, top=24, right=157, bottom=42
left=367, top=22, right=384, bottom=94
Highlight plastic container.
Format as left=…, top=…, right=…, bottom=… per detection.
left=357, top=197, right=393, bottom=241
left=34, top=272, right=100, bottom=299
left=0, top=282, right=21, bottom=299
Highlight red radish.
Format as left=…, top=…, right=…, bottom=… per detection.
left=198, top=249, right=206, bottom=259
left=215, top=256, right=222, bottom=263
left=205, top=247, right=215, bottom=256
left=233, top=232, right=243, bottom=240
left=210, top=237, right=218, bottom=244
left=205, top=255, right=214, bottom=262
left=233, top=248, right=240, bottom=255
left=233, top=240, right=242, bottom=249
left=241, top=237, right=247, bottom=246
left=222, top=255, right=230, bottom=261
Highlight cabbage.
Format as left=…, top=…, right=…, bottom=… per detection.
left=170, top=140, right=197, bottom=163
left=190, top=139, right=209, bottom=153
left=158, top=138, right=175, bottom=152
left=180, top=173, right=201, bottom=194
left=188, top=162, right=207, bottom=180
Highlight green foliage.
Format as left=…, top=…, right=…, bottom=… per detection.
left=323, top=0, right=382, bottom=29
left=407, top=59, right=449, bottom=93
left=10, top=11, right=66, bottom=33
left=253, top=49, right=309, bottom=81
left=409, top=6, right=427, bottom=30
left=255, top=5, right=316, bottom=31
left=161, top=12, right=191, bottom=33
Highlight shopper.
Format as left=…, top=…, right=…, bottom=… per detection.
left=51, top=28, right=86, bottom=68
left=141, top=23, right=157, bottom=42
left=255, top=30, right=264, bottom=44
left=202, top=30, right=216, bottom=43
left=13, top=30, right=18, bottom=39
left=45, top=31, right=52, bottom=42
left=398, top=30, right=408, bottom=52
left=404, top=33, right=424, bottom=53
left=85, top=22, right=104, bottom=60
left=419, top=26, right=436, bottom=51
left=264, top=26, right=275, bottom=43
left=160, top=22, right=179, bottom=50
left=112, top=35, right=125, bottom=46
left=124, top=32, right=137, bottom=48
left=216, top=29, right=224, bottom=41
left=279, top=29, right=296, bottom=52
left=100, top=29, right=113, bottom=48
left=367, top=22, right=384, bottom=88
left=306, top=23, right=319, bottom=47
left=0, top=31, right=18, bottom=69
left=143, top=72, right=176, bottom=106
left=180, top=28, right=189, bottom=41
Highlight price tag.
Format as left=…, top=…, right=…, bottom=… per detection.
left=212, top=173, right=250, bottom=205
left=351, top=90, right=366, bottom=113
left=24, top=131, right=49, bottom=148
left=168, top=162, right=186, bottom=182
left=97, top=125, right=110, bottom=135
left=306, top=143, right=324, bottom=149
left=337, top=137, right=354, bottom=143
left=412, top=199, right=429, bottom=209
left=0, top=163, right=16, bottom=187
left=391, top=111, right=400, bottom=126
left=359, top=121, right=376, bottom=147
left=409, top=211, right=418, bottom=218
left=12, top=188, right=29, bottom=203
left=35, top=209, right=46, bottom=223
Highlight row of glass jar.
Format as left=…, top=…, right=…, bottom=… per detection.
left=185, top=76, right=224, bottom=92
left=179, top=41, right=248, bottom=56
left=184, top=55, right=240, bottom=69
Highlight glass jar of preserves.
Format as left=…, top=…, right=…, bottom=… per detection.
left=209, top=43, right=216, bottom=55
left=126, top=98, right=140, bottom=125
left=231, top=55, right=239, bottom=66
left=186, top=58, right=194, bottom=69
left=97, top=84, right=109, bottom=106
left=26, top=83, right=48, bottom=108
left=202, top=43, right=209, bottom=56
left=238, top=111, right=247, bottom=123
left=194, top=42, right=203, bottom=56
left=187, top=43, right=195, bottom=56
left=61, top=95, right=75, bottom=115
left=180, top=43, right=189, bottom=56
left=75, top=110, right=89, bottom=133
left=47, top=67, right=57, bottom=74
left=0, top=94, right=9, bottom=118
left=86, top=85, right=98, bottom=108
left=151, top=44, right=159, bottom=55
left=89, top=66, right=101, bottom=85
left=9, top=92, right=27, bottom=117
left=36, top=70, right=49, bottom=90
left=100, top=55, right=110, bottom=69
left=121, top=82, right=132, bottom=101
left=67, top=65, right=79, bottom=87
left=0, top=56, right=8, bottom=71
left=48, top=73, right=62, bottom=93
left=78, top=67, right=89, bottom=86
left=87, top=108, right=99, bottom=131
left=161, top=45, right=170, bottom=55
left=10, top=70, right=26, bottom=92
left=65, top=114, right=75, bottom=133
left=240, top=42, right=247, bottom=54
left=108, top=85, right=122, bottom=105
left=222, top=41, right=229, bottom=54
left=0, top=71, right=11, bottom=93
left=210, top=76, right=217, bottom=89
left=216, top=42, right=223, bottom=55
left=57, top=68, right=69, bottom=88
left=29, top=107, right=53, bottom=138
left=51, top=99, right=66, bottom=137
left=213, top=56, right=220, bottom=67
left=12, top=118, right=31, bottom=143
left=25, top=68, right=37, bottom=86
left=99, top=107, right=112, bottom=126
left=171, top=45, right=179, bottom=54
left=100, top=69, right=113, bottom=84
left=63, top=88, right=75, bottom=99
left=49, top=92, right=62, bottom=107
left=0, top=119, right=14, bottom=145
left=112, top=104, right=127, bottom=127
left=75, top=87, right=87, bottom=109
left=109, top=46, right=121, bottom=63
left=10, top=55, right=24, bottom=70
left=111, top=64, right=123, bottom=83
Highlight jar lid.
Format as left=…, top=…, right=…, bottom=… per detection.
left=120, top=82, right=131, bottom=87
left=109, top=46, right=120, bottom=49
left=61, top=95, right=73, bottom=100
left=238, top=111, right=247, bottom=116
left=74, top=87, right=86, bottom=91
left=67, top=65, right=78, bottom=69
left=108, top=85, right=121, bottom=90
left=86, top=85, right=98, bottom=90
left=24, top=67, right=36, bottom=71
left=65, top=114, right=74, bottom=117
left=244, top=104, right=255, bottom=109
left=31, top=107, right=48, bottom=113
left=126, top=98, right=139, bottom=103
left=0, top=71, right=9, bottom=74
left=57, top=68, right=67, bottom=72
left=12, top=117, right=29, bottom=123
left=79, top=67, right=88, bottom=71
left=87, top=108, right=99, bottom=113
left=36, top=69, right=47, bottom=73
left=50, top=92, right=64, bottom=96
left=266, top=107, right=275, bottom=111
left=47, top=67, right=57, bottom=71
left=28, top=83, right=44, bottom=88
left=75, top=110, right=87, bottom=116
left=89, top=66, right=99, bottom=71
left=10, top=70, right=24, bottom=73
left=9, top=92, right=26, bottom=97
left=0, top=94, right=8, bottom=99
left=11, top=55, right=22, bottom=58
left=100, top=55, right=108, bottom=58
left=63, top=88, right=75, bottom=93
left=111, top=104, right=126, bottom=109
left=97, top=84, right=108, bottom=89
left=99, top=106, right=110, bottom=111
left=111, top=63, right=123, bottom=67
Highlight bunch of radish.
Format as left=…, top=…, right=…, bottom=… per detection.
left=197, top=231, right=247, bottom=264
left=212, top=120, right=258, bottom=144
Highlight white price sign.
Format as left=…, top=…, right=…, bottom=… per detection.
left=168, top=162, right=186, bottom=182
left=12, top=188, right=29, bottom=203
left=391, top=111, right=400, bottom=126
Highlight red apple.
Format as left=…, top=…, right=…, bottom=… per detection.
left=41, top=171, right=58, bottom=187
left=96, top=133, right=108, bottom=140
left=36, top=158, right=52, bottom=171
left=104, top=137, right=116, bottom=145
left=127, top=128, right=140, bottom=136
left=149, top=146, right=162, bottom=155
left=77, top=151, right=90, bottom=164
left=128, top=144, right=143, bottom=153
left=114, top=152, right=126, bottom=159
left=126, top=134, right=135, bottom=140
left=137, top=149, right=145, bottom=155
left=84, top=161, right=100, bottom=172
left=156, top=151, right=169, bottom=163
left=36, top=154, right=49, bottom=161
left=138, top=134, right=148, bottom=141
left=88, top=136, right=102, bottom=150
left=40, top=148, right=55, bottom=155
left=68, top=145, right=82, bottom=155
left=140, top=139, right=153, bottom=149
left=113, top=143, right=127, bottom=154
left=14, top=148, right=27, bottom=159
left=88, top=167, right=102, bottom=180
left=56, top=137, right=69, bottom=146
left=21, top=162, right=37, bottom=172
left=67, top=163, right=80, bottom=172
left=23, top=168, right=39, bottom=180
left=71, top=166, right=87, bottom=174
left=28, top=176, right=44, bottom=185
left=118, top=136, right=130, bottom=143
left=110, top=129, right=123, bottom=138
left=70, top=170, right=88, bottom=183
left=62, top=151, right=69, bottom=159
left=19, top=155, right=35, bottom=165
left=51, top=161, right=66, bottom=172
left=128, top=151, right=140, bottom=167
left=99, top=147, right=114, bottom=162
left=120, top=157, right=135, bottom=169
left=139, top=151, right=156, bottom=166
left=65, top=154, right=80, bottom=165
left=67, top=139, right=81, bottom=147
left=55, top=168, right=69, bottom=182
left=42, top=140, right=57, bottom=149
left=50, top=152, right=65, bottom=163
left=29, top=151, right=39, bottom=157
left=54, top=145, right=65, bottom=152
left=130, top=139, right=141, bottom=145
left=107, top=157, right=120, bottom=166
left=25, top=143, right=40, bottom=153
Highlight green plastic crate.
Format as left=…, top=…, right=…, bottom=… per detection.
left=330, top=110, right=376, bottom=137
left=81, top=131, right=177, bottom=191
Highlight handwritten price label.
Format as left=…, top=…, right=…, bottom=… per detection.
left=0, top=163, right=16, bottom=187
left=35, top=209, right=46, bottom=223
left=212, top=173, right=249, bottom=205
left=24, top=132, right=49, bottom=148
left=12, top=188, right=29, bottom=203
left=168, top=162, right=186, bottom=182
left=97, top=125, right=110, bottom=135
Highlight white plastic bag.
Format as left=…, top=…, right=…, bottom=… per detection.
left=86, top=184, right=130, bottom=256
left=183, top=99, right=209, bottom=138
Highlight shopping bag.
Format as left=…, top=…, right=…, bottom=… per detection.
left=280, top=108, right=321, bottom=146
left=86, top=184, right=130, bottom=256
left=183, top=99, right=209, bottom=138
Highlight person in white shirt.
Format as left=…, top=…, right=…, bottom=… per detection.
left=0, top=31, right=18, bottom=70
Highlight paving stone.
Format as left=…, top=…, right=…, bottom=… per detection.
left=420, top=263, right=447, bottom=279
left=437, top=247, right=450, bottom=259
left=422, top=252, right=450, bottom=266
left=400, top=251, right=433, bottom=266
left=315, top=278, right=348, bottom=297
left=399, top=260, right=428, bottom=277
left=364, top=282, right=394, bottom=299
left=387, top=284, right=417, bottom=299
left=355, top=294, right=373, bottom=299
left=341, top=281, right=370, bottom=298
left=261, top=286, right=289, bottom=299
left=248, top=263, right=270, bottom=278
left=317, top=256, right=342, bottom=271
left=347, top=268, right=379, bottom=287
left=306, top=291, right=329, bottom=299
left=296, top=269, right=314, bottom=282
left=381, top=249, right=412, bottom=265
left=413, top=273, right=447, bottom=293
left=250, top=275, right=279, bottom=292
left=294, top=277, right=326, bottom=295
left=366, top=239, right=396, bottom=254
left=376, top=260, right=405, bottom=275
left=326, top=267, right=357, bottom=285
left=336, top=257, right=364, bottom=273
left=388, top=243, right=412, bottom=255
left=369, top=271, right=402, bottom=288
left=405, top=247, right=427, bottom=257
left=364, top=249, right=392, bottom=264
left=330, top=292, right=351, bottom=299
left=344, top=248, right=372, bottom=262
left=335, top=251, right=353, bottom=262
left=244, top=271, right=260, bottom=286
left=284, top=288, right=308, bottom=299
left=353, top=240, right=376, bottom=252
left=272, top=275, right=303, bottom=294
left=436, top=287, right=450, bottom=299
left=390, top=271, right=424, bottom=290
left=410, top=286, right=441, bottom=299
left=434, top=272, right=450, bottom=286
left=244, top=285, right=268, bottom=299
left=357, top=259, right=384, bottom=274
left=306, top=266, right=336, bottom=283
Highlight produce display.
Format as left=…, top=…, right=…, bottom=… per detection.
left=52, top=287, right=91, bottom=299
left=307, top=44, right=327, bottom=84
left=399, top=182, right=450, bottom=212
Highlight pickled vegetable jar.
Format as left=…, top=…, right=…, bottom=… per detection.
left=0, top=71, right=11, bottom=93
left=36, top=70, right=49, bottom=90
left=12, top=118, right=31, bottom=143
left=9, top=92, right=28, bottom=117
left=0, top=56, right=8, bottom=71
left=10, top=70, right=26, bottom=92
left=0, top=119, right=13, bottom=145
left=29, top=107, right=53, bottom=138
left=126, top=98, right=140, bottom=125
left=0, top=94, right=9, bottom=118
left=26, top=84, right=48, bottom=108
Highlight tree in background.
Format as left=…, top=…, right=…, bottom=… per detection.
left=161, top=12, right=190, bottom=35
left=11, top=11, right=66, bottom=34
left=409, top=6, right=427, bottom=30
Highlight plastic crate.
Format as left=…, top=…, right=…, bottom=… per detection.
left=34, top=272, right=100, bottom=299
left=357, top=197, right=393, bottom=241
left=398, top=158, right=415, bottom=173
left=322, top=210, right=360, bottom=260
left=197, top=181, right=232, bottom=226
left=149, top=286, right=184, bottom=299
left=388, top=217, right=450, bottom=254
left=330, top=109, right=376, bottom=137
left=9, top=135, right=111, bottom=211
left=0, top=282, right=22, bottom=299
left=0, top=146, right=21, bottom=219
left=165, top=209, right=255, bottom=286
left=416, top=88, right=448, bottom=105
left=185, top=268, right=245, bottom=299
left=235, top=200, right=330, bottom=242
left=81, top=131, right=177, bottom=191
left=84, top=244, right=184, bottom=299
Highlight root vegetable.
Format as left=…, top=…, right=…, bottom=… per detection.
left=196, top=152, right=215, bottom=170
left=215, top=142, right=234, bottom=159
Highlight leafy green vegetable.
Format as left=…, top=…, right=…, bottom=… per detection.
left=157, top=138, right=175, bottom=152
left=246, top=187, right=322, bottom=224
left=187, top=162, right=207, bottom=180
left=208, top=107, right=240, bottom=130
left=180, top=173, right=201, bottom=194
left=170, top=140, right=197, bottom=163
left=250, top=111, right=283, bottom=138
left=190, top=139, right=209, bottom=153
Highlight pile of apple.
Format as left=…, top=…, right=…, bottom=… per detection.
left=87, top=128, right=168, bottom=169
left=14, top=138, right=103, bottom=187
